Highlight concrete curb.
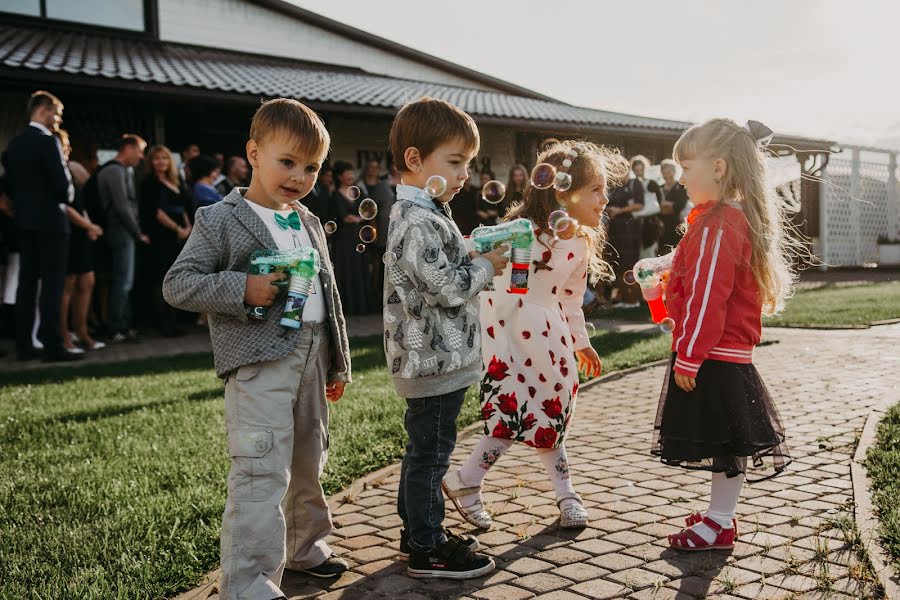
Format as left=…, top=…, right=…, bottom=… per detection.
left=851, top=399, right=900, bottom=599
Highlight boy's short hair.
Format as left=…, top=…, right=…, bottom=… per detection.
left=389, top=97, right=480, bottom=173
left=250, top=98, right=330, bottom=160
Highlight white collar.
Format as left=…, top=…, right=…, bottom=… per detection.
left=29, top=121, right=52, bottom=136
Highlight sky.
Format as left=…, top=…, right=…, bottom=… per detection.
left=291, top=0, right=900, bottom=150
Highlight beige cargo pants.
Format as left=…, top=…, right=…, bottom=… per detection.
left=219, top=323, right=333, bottom=600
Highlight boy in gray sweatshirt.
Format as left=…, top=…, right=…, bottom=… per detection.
left=383, top=97, right=509, bottom=579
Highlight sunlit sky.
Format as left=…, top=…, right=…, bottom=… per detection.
left=292, top=0, right=899, bottom=150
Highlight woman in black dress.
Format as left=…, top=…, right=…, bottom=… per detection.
left=62, top=156, right=105, bottom=351
left=606, top=173, right=644, bottom=307
left=658, top=159, right=689, bottom=253
left=140, top=145, right=192, bottom=336
left=331, top=161, right=376, bottom=315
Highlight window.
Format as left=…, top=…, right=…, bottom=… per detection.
left=47, top=0, right=145, bottom=31
left=2, top=0, right=146, bottom=32
left=2, top=0, right=40, bottom=18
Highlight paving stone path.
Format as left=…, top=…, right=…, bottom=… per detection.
left=175, top=323, right=898, bottom=600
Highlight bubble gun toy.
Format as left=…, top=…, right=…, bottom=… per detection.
left=246, top=247, right=320, bottom=328
left=471, top=218, right=535, bottom=293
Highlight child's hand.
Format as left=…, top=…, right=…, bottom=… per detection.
left=575, top=346, right=602, bottom=378
left=479, top=244, right=510, bottom=275
left=675, top=373, right=696, bottom=392
left=244, top=273, right=285, bottom=307
left=326, top=380, right=346, bottom=403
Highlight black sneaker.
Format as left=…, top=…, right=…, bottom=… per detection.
left=407, top=537, right=495, bottom=579
left=398, top=528, right=479, bottom=561
left=300, top=554, right=349, bottom=579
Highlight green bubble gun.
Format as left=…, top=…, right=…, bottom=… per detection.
left=470, top=218, right=535, bottom=294
left=246, top=247, right=320, bottom=328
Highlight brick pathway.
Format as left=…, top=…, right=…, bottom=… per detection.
left=178, top=323, right=898, bottom=600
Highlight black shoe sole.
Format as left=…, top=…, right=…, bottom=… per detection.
left=407, top=558, right=495, bottom=579
left=300, top=566, right=347, bottom=579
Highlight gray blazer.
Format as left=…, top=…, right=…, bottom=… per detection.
left=162, top=188, right=351, bottom=381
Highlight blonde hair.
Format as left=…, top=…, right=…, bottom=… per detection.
left=506, top=140, right=628, bottom=282
left=673, top=118, right=796, bottom=314
left=146, top=145, right=180, bottom=187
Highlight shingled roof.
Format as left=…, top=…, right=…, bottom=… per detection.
left=0, top=22, right=692, bottom=135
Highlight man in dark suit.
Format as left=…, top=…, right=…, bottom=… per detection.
left=1, top=90, right=81, bottom=361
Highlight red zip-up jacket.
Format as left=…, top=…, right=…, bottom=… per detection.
left=667, top=201, right=762, bottom=377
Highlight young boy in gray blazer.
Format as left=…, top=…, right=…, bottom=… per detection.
left=163, top=98, right=351, bottom=599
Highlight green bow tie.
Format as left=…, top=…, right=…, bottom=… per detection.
left=274, top=211, right=301, bottom=231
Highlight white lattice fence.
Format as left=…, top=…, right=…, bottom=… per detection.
left=821, top=148, right=899, bottom=266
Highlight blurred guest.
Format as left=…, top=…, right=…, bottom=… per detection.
left=451, top=163, right=479, bottom=235
left=58, top=132, right=104, bottom=352
left=215, top=155, right=249, bottom=197
left=1, top=91, right=79, bottom=361
left=99, top=133, right=148, bottom=343
left=357, top=159, right=396, bottom=292
left=331, top=161, right=375, bottom=315
left=188, top=154, right=223, bottom=216
left=658, top=158, right=689, bottom=252
left=141, top=145, right=192, bottom=336
left=476, top=169, right=500, bottom=226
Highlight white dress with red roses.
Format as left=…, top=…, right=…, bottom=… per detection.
left=479, top=228, right=591, bottom=449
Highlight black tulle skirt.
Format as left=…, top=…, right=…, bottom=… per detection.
left=651, top=353, right=791, bottom=482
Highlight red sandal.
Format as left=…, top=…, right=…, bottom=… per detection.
left=668, top=515, right=736, bottom=551
left=685, top=512, right=738, bottom=539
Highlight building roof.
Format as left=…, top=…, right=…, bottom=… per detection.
left=0, top=20, right=836, bottom=149
left=0, top=21, right=694, bottom=136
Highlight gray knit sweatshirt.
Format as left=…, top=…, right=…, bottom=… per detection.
left=383, top=185, right=494, bottom=398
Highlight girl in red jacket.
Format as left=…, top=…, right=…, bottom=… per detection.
left=653, top=118, right=793, bottom=551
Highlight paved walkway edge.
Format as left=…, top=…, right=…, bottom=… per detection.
left=851, top=397, right=900, bottom=598
left=172, top=357, right=671, bottom=600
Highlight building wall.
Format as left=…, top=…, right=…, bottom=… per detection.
left=157, top=0, right=498, bottom=91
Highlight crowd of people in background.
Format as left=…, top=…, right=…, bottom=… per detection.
left=0, top=90, right=691, bottom=361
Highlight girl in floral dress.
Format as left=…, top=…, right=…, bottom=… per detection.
left=443, top=141, right=625, bottom=529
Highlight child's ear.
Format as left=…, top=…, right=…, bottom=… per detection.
left=246, top=139, right=260, bottom=169
left=714, top=158, right=727, bottom=180
left=403, top=147, right=422, bottom=174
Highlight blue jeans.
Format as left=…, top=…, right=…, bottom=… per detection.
left=397, top=387, right=466, bottom=552
left=107, top=225, right=135, bottom=333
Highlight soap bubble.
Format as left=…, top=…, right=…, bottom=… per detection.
left=659, top=318, right=676, bottom=333
left=548, top=209, right=577, bottom=233
left=623, top=270, right=636, bottom=286
left=383, top=251, right=397, bottom=266
left=530, top=163, right=556, bottom=190
left=553, top=171, right=572, bottom=192
left=359, top=225, right=377, bottom=244
left=355, top=243, right=366, bottom=253
left=358, top=198, right=378, bottom=220
left=424, top=175, right=447, bottom=198
left=481, top=180, right=506, bottom=205
left=346, top=186, right=361, bottom=201
left=585, top=322, right=597, bottom=337
left=323, top=221, right=337, bottom=235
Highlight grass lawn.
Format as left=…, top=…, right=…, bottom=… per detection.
left=764, top=281, right=900, bottom=328
left=592, top=281, right=900, bottom=328
left=865, top=401, right=900, bottom=577
left=0, top=329, right=671, bottom=599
